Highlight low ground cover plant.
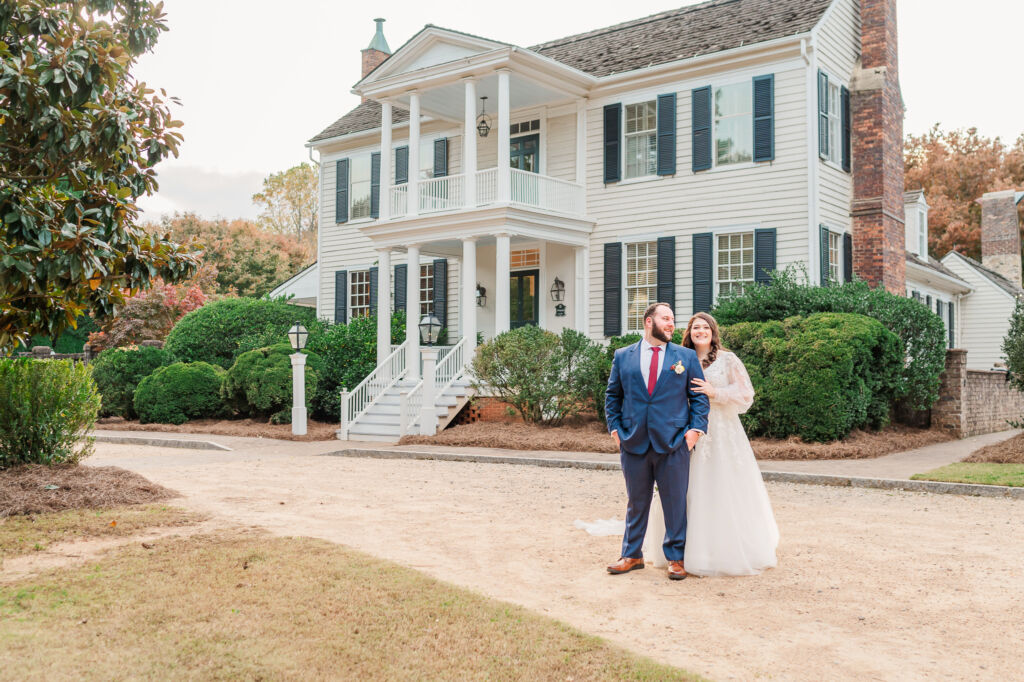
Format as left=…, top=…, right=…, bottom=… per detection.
left=133, top=362, right=226, bottom=425
left=90, top=346, right=172, bottom=419
left=221, top=344, right=323, bottom=423
left=0, top=359, right=100, bottom=468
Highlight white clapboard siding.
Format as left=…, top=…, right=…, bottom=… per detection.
left=942, top=255, right=1018, bottom=370
left=584, top=63, right=810, bottom=337
left=545, top=113, right=577, bottom=183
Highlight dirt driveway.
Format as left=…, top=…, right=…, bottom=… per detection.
left=89, top=442, right=1023, bottom=681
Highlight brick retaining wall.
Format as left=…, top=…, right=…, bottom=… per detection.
left=933, top=349, right=1024, bottom=437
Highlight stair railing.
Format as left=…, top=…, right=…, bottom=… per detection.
left=339, top=340, right=408, bottom=439
left=434, top=336, right=470, bottom=399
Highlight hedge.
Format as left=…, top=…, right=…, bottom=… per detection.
left=133, top=362, right=227, bottom=425
left=90, top=346, right=172, bottom=418
left=221, top=344, right=323, bottom=423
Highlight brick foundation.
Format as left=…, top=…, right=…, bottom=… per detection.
left=452, top=397, right=520, bottom=425
left=932, top=349, right=1024, bottom=437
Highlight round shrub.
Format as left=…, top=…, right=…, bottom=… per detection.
left=221, top=343, right=324, bottom=423
left=90, top=346, right=172, bottom=418
left=164, top=297, right=317, bottom=369
left=723, top=312, right=902, bottom=442
left=133, top=362, right=226, bottom=425
left=0, top=359, right=101, bottom=468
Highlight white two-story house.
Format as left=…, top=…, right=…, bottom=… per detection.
left=307, top=0, right=909, bottom=440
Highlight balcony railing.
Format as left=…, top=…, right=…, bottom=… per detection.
left=387, top=168, right=583, bottom=219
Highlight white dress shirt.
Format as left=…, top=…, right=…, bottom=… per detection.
left=639, top=337, right=667, bottom=388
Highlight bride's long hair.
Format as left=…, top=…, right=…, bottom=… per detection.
left=682, top=312, right=723, bottom=369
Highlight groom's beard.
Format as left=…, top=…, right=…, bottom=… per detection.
left=651, top=322, right=672, bottom=344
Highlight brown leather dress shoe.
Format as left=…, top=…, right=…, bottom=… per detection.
left=667, top=560, right=688, bottom=580
left=607, top=557, right=645, bottom=574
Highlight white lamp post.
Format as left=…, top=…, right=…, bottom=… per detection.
left=287, top=323, right=309, bottom=436
left=418, top=314, right=443, bottom=435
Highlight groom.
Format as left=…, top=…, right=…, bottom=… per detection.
left=604, top=303, right=709, bottom=580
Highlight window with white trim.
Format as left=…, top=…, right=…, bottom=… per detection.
left=624, top=101, right=657, bottom=179
left=510, top=248, right=540, bottom=268
left=349, top=270, right=371, bottom=319
left=350, top=154, right=372, bottom=219
left=417, top=138, right=435, bottom=181
left=918, top=212, right=928, bottom=257
left=716, top=232, right=755, bottom=297
left=419, top=264, right=434, bottom=317
left=828, top=231, right=841, bottom=283
left=826, top=82, right=842, bottom=165
left=625, top=241, right=658, bottom=332
left=714, top=83, right=753, bottom=166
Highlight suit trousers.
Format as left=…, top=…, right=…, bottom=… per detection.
left=620, top=445, right=690, bottom=562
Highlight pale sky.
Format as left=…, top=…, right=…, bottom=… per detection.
left=133, top=0, right=1024, bottom=222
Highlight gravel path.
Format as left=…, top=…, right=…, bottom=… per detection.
left=89, top=443, right=1024, bottom=681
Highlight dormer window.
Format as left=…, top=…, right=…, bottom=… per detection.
left=918, top=211, right=927, bottom=258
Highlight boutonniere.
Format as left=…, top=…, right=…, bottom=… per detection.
left=671, top=361, right=685, bottom=375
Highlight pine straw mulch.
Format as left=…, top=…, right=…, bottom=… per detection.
left=399, top=421, right=955, bottom=460
left=0, top=464, right=178, bottom=517
left=964, top=432, right=1024, bottom=464
left=96, top=417, right=340, bottom=442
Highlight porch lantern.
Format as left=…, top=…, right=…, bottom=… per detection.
left=419, top=313, right=443, bottom=346
left=287, top=323, right=309, bottom=350
left=476, top=96, right=491, bottom=138
left=549, top=277, right=566, bottom=302
left=476, top=283, right=487, bottom=307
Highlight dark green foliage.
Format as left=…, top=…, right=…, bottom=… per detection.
left=163, top=298, right=317, bottom=369
left=713, top=267, right=947, bottom=409
left=723, top=313, right=903, bottom=442
left=470, top=326, right=607, bottom=425
left=1004, top=299, right=1024, bottom=392
left=0, top=359, right=100, bottom=468
left=306, top=311, right=406, bottom=422
left=221, top=344, right=324, bottom=423
left=133, top=362, right=226, bottom=425
left=17, top=315, right=100, bottom=354
left=90, top=346, right=172, bottom=418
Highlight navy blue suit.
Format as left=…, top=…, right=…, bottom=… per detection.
left=605, top=341, right=710, bottom=561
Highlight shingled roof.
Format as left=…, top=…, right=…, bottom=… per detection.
left=906, top=250, right=967, bottom=284
left=946, top=251, right=1024, bottom=299
left=311, top=0, right=834, bottom=142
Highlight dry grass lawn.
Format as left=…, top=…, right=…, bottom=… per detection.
left=965, top=431, right=1024, bottom=463
left=0, top=531, right=696, bottom=681
left=0, top=464, right=178, bottom=517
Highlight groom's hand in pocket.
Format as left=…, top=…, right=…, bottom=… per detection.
left=611, top=430, right=620, bottom=448
left=684, top=429, right=700, bottom=451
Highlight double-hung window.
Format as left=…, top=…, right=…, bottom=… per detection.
left=716, top=232, right=755, bottom=297
left=918, top=212, right=928, bottom=257
left=625, top=241, right=658, bottom=332
left=350, top=154, right=372, bottom=219
left=419, top=264, right=434, bottom=317
left=714, top=83, right=753, bottom=166
left=349, top=270, right=371, bottom=319
left=828, top=231, right=841, bottom=283
left=624, top=101, right=657, bottom=179
left=826, top=82, right=842, bottom=165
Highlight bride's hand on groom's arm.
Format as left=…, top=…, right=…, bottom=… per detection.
left=690, top=377, right=716, bottom=399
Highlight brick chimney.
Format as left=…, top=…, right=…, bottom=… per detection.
left=850, top=0, right=906, bottom=294
left=361, top=18, right=391, bottom=89
left=978, top=189, right=1024, bottom=285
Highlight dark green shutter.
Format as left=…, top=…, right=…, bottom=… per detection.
left=818, top=71, right=829, bottom=159
left=819, top=225, right=831, bottom=286
left=692, top=233, right=713, bottom=313
left=334, top=270, right=347, bottom=323
left=370, top=152, right=381, bottom=219
left=394, top=264, right=407, bottom=312
left=843, top=232, right=853, bottom=282
left=926, top=294, right=932, bottom=308
left=433, top=138, right=448, bottom=177
left=841, top=86, right=851, bottom=172
left=753, top=228, right=776, bottom=285
left=656, top=93, right=676, bottom=176
left=603, top=104, right=621, bottom=183
left=335, top=159, right=349, bottom=223
left=395, top=146, right=409, bottom=184
left=603, top=242, right=622, bottom=336
left=656, top=236, right=675, bottom=309
left=369, top=266, right=378, bottom=316
left=691, top=87, right=712, bottom=172
left=753, top=74, right=774, bottom=162
left=432, top=258, right=447, bottom=329
left=948, top=302, right=955, bottom=347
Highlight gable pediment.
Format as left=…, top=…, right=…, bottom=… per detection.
left=360, top=27, right=506, bottom=84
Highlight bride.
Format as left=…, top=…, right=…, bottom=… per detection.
left=644, top=312, right=779, bottom=576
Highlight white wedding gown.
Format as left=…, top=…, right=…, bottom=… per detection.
left=644, top=350, right=779, bottom=576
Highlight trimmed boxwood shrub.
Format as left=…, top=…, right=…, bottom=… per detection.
left=723, top=312, right=902, bottom=442
left=164, top=297, right=317, bottom=369
left=90, top=346, right=172, bottom=418
left=0, top=359, right=101, bottom=468
left=713, top=267, right=947, bottom=409
left=221, top=344, right=324, bottom=423
left=133, top=362, right=226, bottom=425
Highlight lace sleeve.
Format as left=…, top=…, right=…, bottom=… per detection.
left=712, top=352, right=755, bottom=414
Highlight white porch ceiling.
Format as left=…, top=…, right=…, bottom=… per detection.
left=390, top=71, right=574, bottom=123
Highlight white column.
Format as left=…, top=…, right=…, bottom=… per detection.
left=405, top=245, right=420, bottom=380
left=290, top=353, right=307, bottom=436
left=380, top=101, right=392, bottom=221
left=376, top=248, right=391, bottom=365
left=575, top=245, right=589, bottom=334
left=407, top=91, right=421, bottom=216
left=462, top=238, right=477, bottom=347
left=497, top=70, right=511, bottom=202
left=575, top=98, right=587, bottom=187
left=419, top=347, right=439, bottom=436
left=495, top=234, right=511, bottom=335
left=463, top=78, right=478, bottom=206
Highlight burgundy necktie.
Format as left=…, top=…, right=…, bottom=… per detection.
left=648, top=346, right=660, bottom=396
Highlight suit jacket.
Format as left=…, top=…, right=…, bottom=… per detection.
left=605, top=341, right=710, bottom=456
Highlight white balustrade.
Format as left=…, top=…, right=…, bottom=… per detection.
left=399, top=380, right=423, bottom=435
left=388, top=169, right=582, bottom=218
left=434, top=337, right=468, bottom=398
left=417, top=173, right=465, bottom=214
left=390, top=184, right=408, bottom=218
left=475, top=168, right=498, bottom=206
left=510, top=168, right=584, bottom=215
left=339, top=340, right=408, bottom=439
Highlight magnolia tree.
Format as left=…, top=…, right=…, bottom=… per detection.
left=0, top=1, right=200, bottom=353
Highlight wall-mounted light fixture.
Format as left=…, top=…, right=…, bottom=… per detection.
left=550, top=277, right=565, bottom=302
left=475, top=283, right=487, bottom=307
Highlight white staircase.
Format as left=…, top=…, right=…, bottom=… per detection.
left=339, top=337, right=474, bottom=443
